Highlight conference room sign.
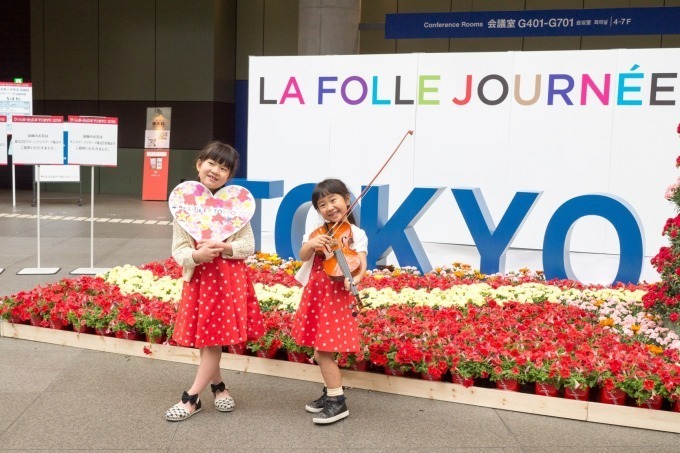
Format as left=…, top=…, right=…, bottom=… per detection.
left=385, top=6, right=680, bottom=39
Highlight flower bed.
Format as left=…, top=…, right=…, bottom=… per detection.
left=2, top=254, right=680, bottom=412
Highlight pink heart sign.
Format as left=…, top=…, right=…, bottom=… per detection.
left=168, top=181, right=255, bottom=242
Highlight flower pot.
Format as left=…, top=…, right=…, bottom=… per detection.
left=226, top=343, right=247, bottom=355
left=256, top=345, right=279, bottom=359
left=73, top=324, right=94, bottom=334
left=48, top=318, right=68, bottom=330
left=348, top=360, right=368, bottom=372
left=383, top=366, right=406, bottom=377
left=598, top=386, right=627, bottom=405
left=30, top=315, right=43, bottom=327
left=115, top=330, right=142, bottom=341
left=287, top=351, right=312, bottom=363
left=564, top=386, right=590, bottom=401
left=635, top=394, right=663, bottom=410
left=145, top=333, right=165, bottom=344
left=451, top=373, right=475, bottom=387
left=420, top=371, right=444, bottom=381
left=9, top=315, right=25, bottom=324
left=95, top=327, right=114, bottom=337
left=535, top=382, right=560, bottom=397
left=672, top=399, right=680, bottom=413
left=495, top=379, right=520, bottom=392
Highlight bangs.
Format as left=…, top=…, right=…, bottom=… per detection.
left=198, top=141, right=239, bottom=173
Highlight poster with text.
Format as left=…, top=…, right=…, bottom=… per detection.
left=67, top=116, right=118, bottom=166
left=11, top=116, right=64, bottom=165
left=0, top=82, right=32, bottom=135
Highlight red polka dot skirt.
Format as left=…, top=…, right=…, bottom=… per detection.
left=172, top=258, right=264, bottom=348
left=291, top=255, right=360, bottom=353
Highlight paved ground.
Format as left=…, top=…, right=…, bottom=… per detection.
left=1, top=189, right=679, bottom=452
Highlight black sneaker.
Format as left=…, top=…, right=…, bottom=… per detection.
left=305, top=387, right=327, bottom=413
left=312, top=396, right=349, bottom=424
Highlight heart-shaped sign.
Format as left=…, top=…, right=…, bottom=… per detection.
left=168, top=181, right=255, bottom=242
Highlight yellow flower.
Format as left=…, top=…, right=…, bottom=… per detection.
left=646, top=344, right=663, bottom=355
left=599, top=318, right=614, bottom=327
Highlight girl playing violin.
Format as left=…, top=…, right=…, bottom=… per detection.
left=291, top=178, right=368, bottom=425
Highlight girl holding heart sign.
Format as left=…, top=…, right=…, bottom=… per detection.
left=165, top=141, right=264, bottom=422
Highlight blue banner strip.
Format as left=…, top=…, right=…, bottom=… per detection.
left=385, top=7, right=680, bottom=39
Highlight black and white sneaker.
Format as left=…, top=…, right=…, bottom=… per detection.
left=305, top=387, right=327, bottom=413
left=312, top=396, right=349, bottom=424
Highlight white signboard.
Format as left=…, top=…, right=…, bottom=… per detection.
left=144, top=107, right=171, bottom=148
left=0, top=116, right=7, bottom=165
left=248, top=49, right=680, bottom=259
left=67, top=116, right=118, bottom=166
left=11, top=116, right=64, bottom=165
left=0, top=82, right=32, bottom=134
left=144, top=130, right=171, bottom=149
left=34, top=164, right=80, bottom=182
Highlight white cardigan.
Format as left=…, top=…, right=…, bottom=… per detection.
left=171, top=220, right=255, bottom=282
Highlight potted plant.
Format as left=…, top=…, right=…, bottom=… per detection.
left=488, top=356, right=523, bottom=392
left=109, top=297, right=143, bottom=341
left=135, top=297, right=175, bottom=343
left=246, top=309, right=285, bottom=358
left=280, top=333, right=314, bottom=363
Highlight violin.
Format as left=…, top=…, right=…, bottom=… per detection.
left=310, top=221, right=361, bottom=281
left=309, top=220, right=364, bottom=315
left=307, top=130, right=414, bottom=316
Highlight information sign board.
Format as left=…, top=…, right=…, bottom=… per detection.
left=67, top=116, right=118, bottom=166
left=11, top=116, right=64, bottom=165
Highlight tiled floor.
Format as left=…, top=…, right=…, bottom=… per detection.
left=1, top=189, right=678, bottom=452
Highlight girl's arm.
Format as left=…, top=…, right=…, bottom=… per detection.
left=353, top=251, right=368, bottom=285
left=345, top=251, right=368, bottom=291
left=171, top=221, right=197, bottom=269
left=218, top=222, right=255, bottom=259
left=299, top=233, right=332, bottom=262
left=172, top=221, right=221, bottom=265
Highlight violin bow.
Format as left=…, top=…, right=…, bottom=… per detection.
left=326, top=129, right=414, bottom=315
left=326, top=129, right=414, bottom=237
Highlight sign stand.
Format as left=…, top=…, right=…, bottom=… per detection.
left=18, top=165, right=60, bottom=275
left=66, top=116, right=118, bottom=275
left=11, top=163, right=16, bottom=207
left=71, top=166, right=110, bottom=275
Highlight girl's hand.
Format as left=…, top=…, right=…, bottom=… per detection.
left=192, top=241, right=222, bottom=263
left=344, top=276, right=361, bottom=292
left=196, top=239, right=220, bottom=250
left=307, top=234, right=333, bottom=253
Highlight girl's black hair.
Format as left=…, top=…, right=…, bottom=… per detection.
left=197, top=141, right=239, bottom=177
left=311, top=178, right=356, bottom=224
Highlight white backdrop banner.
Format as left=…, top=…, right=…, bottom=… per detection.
left=247, top=49, right=679, bottom=271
